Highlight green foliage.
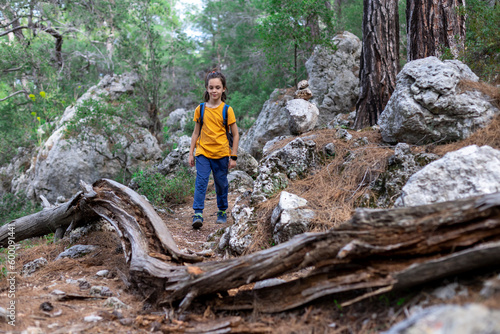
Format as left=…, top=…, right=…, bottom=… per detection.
left=184, top=118, right=196, bottom=136
left=462, top=0, right=500, bottom=82
left=258, top=0, right=337, bottom=85
left=0, top=192, right=42, bottom=227
left=65, top=95, right=140, bottom=141
left=132, top=167, right=196, bottom=207
left=228, top=90, right=269, bottom=130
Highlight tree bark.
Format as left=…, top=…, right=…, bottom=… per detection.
left=407, top=0, right=466, bottom=61
left=354, top=0, right=400, bottom=129
left=3, top=180, right=500, bottom=314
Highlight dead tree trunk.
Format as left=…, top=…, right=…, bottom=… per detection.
left=2, top=180, right=500, bottom=314
left=354, top=0, right=400, bottom=129
left=407, top=0, right=466, bottom=61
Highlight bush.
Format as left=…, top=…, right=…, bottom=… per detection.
left=462, top=0, right=500, bottom=82
left=132, top=167, right=196, bottom=207
left=0, top=192, right=42, bottom=227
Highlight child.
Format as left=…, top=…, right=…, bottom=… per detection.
left=188, top=71, right=239, bottom=229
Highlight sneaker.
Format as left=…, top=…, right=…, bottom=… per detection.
left=192, top=213, right=203, bottom=229
left=216, top=210, right=227, bottom=224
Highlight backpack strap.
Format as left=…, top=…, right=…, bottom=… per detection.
left=222, top=104, right=229, bottom=128
left=198, top=103, right=205, bottom=135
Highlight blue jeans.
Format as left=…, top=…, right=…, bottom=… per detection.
left=193, top=155, right=229, bottom=213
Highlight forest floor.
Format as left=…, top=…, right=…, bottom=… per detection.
left=2, top=118, right=500, bottom=333
left=1, top=188, right=500, bottom=334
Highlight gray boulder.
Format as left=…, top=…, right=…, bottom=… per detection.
left=372, top=143, right=439, bottom=208
left=156, top=135, right=192, bottom=176
left=396, top=145, right=500, bottom=207
left=252, top=137, right=319, bottom=203
left=6, top=73, right=162, bottom=203
left=379, top=57, right=499, bottom=144
left=165, top=108, right=190, bottom=134
left=305, top=31, right=362, bottom=123
left=286, top=99, right=319, bottom=135
left=228, top=170, right=254, bottom=192
left=239, top=88, right=293, bottom=159
left=382, top=304, right=500, bottom=334
left=219, top=191, right=255, bottom=255
left=271, top=191, right=315, bottom=244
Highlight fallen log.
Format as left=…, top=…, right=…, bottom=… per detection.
left=2, top=179, right=500, bottom=314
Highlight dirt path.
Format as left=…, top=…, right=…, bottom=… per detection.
left=161, top=192, right=240, bottom=255
left=0, top=191, right=246, bottom=333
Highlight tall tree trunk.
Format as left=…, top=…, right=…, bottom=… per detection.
left=354, top=0, right=400, bottom=129
left=407, top=0, right=466, bottom=61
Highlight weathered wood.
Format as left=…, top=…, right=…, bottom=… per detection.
left=159, top=192, right=500, bottom=312
left=4, top=178, right=500, bottom=314
left=0, top=191, right=87, bottom=247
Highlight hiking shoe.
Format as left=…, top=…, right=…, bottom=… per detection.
left=192, top=213, right=203, bottom=229
left=216, top=210, right=227, bottom=224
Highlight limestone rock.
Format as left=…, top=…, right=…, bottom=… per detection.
left=305, top=31, right=362, bottom=123
left=371, top=143, right=439, bottom=208
left=395, top=145, right=500, bottom=207
left=271, top=191, right=315, bottom=244
left=228, top=170, right=254, bottom=192
left=286, top=99, right=319, bottom=135
left=382, top=304, right=500, bottom=334
left=56, top=245, right=98, bottom=260
left=21, top=257, right=48, bottom=277
left=252, top=137, right=319, bottom=202
left=379, top=57, right=499, bottom=144
left=6, top=73, right=162, bottom=203
left=239, top=88, right=294, bottom=159
left=219, top=192, right=255, bottom=255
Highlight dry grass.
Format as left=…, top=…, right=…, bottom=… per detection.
left=247, top=128, right=393, bottom=253
left=458, top=79, right=500, bottom=109
left=247, top=110, right=500, bottom=253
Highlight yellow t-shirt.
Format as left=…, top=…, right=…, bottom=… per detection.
left=193, top=103, right=236, bottom=159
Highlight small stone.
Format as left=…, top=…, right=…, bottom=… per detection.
left=90, top=286, right=113, bottom=297
left=96, top=270, right=110, bottom=277
left=120, top=318, right=134, bottom=326
left=297, top=80, right=309, bottom=90
left=294, top=87, right=313, bottom=101
left=22, top=257, right=48, bottom=277
left=56, top=245, right=97, bottom=260
left=0, top=307, right=8, bottom=322
left=103, top=297, right=129, bottom=309
left=84, top=315, right=103, bottom=322
left=324, top=143, right=336, bottom=157
left=40, top=302, right=54, bottom=312
left=335, top=128, right=353, bottom=141
left=51, top=289, right=66, bottom=296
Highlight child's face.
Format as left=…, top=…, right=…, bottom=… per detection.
left=207, top=78, right=225, bottom=102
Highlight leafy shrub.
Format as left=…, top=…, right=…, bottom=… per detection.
left=462, top=0, right=500, bottom=82
left=0, top=192, right=42, bottom=227
left=132, top=167, right=196, bottom=207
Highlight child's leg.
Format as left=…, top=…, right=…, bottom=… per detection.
left=193, top=155, right=212, bottom=213
left=210, top=156, right=229, bottom=211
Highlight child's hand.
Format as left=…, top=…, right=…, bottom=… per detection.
left=229, top=159, right=236, bottom=169
left=189, top=155, right=195, bottom=167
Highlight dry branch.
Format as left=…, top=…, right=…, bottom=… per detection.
left=2, top=179, right=500, bottom=314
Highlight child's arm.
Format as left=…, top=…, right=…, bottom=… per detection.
left=229, top=122, right=239, bottom=169
left=188, top=122, right=201, bottom=167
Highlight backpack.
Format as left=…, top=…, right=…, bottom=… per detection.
left=198, top=102, right=234, bottom=149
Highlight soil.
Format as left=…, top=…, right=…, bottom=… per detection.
left=1, top=190, right=500, bottom=333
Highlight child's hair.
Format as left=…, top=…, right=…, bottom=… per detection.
left=204, top=70, right=227, bottom=102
